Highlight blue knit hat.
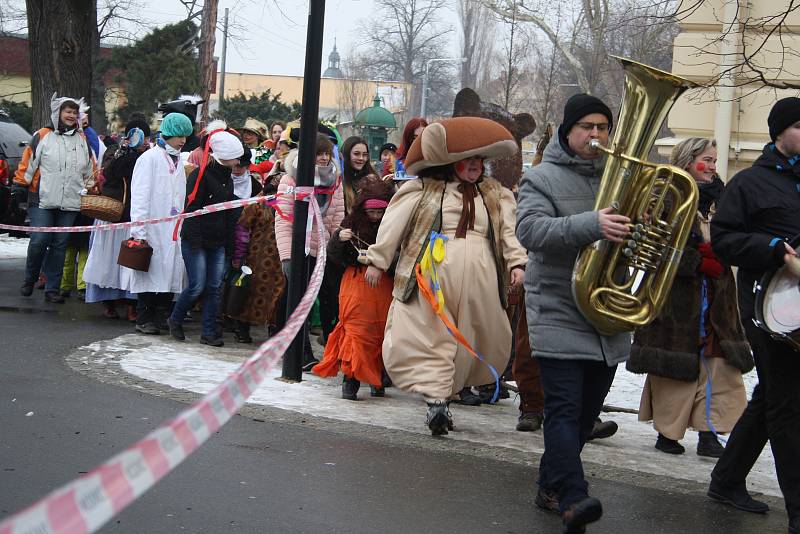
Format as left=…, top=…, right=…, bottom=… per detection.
left=161, top=112, right=194, bottom=137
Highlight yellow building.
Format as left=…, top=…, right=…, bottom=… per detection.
left=212, top=46, right=413, bottom=125
left=658, top=0, right=800, bottom=178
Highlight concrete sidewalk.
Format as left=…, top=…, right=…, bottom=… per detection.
left=69, top=330, right=779, bottom=500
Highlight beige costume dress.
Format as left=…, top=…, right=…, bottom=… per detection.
left=367, top=179, right=527, bottom=403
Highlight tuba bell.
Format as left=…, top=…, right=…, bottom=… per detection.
left=571, top=56, right=699, bottom=336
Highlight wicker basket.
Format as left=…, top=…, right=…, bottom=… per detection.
left=80, top=180, right=126, bottom=222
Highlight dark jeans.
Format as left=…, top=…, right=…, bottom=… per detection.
left=25, top=207, right=78, bottom=292
left=171, top=243, right=226, bottom=338
left=537, top=357, right=617, bottom=511
left=136, top=292, right=173, bottom=327
left=319, top=262, right=342, bottom=341
left=711, top=322, right=800, bottom=521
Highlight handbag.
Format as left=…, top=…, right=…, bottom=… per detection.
left=117, top=238, right=153, bottom=271
left=81, top=179, right=126, bottom=223
left=223, top=266, right=252, bottom=316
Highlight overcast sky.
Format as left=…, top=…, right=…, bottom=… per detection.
left=138, top=0, right=460, bottom=76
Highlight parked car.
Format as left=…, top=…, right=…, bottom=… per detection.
left=0, top=110, right=30, bottom=232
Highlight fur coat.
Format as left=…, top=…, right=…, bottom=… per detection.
left=628, top=216, right=753, bottom=381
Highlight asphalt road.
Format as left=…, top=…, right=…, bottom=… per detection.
left=0, top=254, right=789, bottom=533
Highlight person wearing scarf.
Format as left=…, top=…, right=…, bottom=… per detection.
left=166, top=130, right=242, bottom=346
left=362, top=117, right=527, bottom=435
left=628, top=137, right=752, bottom=459
left=121, top=112, right=194, bottom=334
left=16, top=94, right=95, bottom=303
left=274, top=133, right=345, bottom=369
left=341, top=136, right=378, bottom=214
left=313, top=181, right=395, bottom=399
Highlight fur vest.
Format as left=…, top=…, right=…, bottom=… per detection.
left=627, top=215, right=754, bottom=381
left=392, top=176, right=510, bottom=308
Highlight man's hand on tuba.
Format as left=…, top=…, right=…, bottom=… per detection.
left=598, top=207, right=631, bottom=243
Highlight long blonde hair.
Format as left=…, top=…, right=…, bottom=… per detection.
left=670, top=137, right=716, bottom=171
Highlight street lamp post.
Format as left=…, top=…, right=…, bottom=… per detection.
left=420, top=57, right=466, bottom=119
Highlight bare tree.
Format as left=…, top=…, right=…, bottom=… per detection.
left=483, top=0, right=602, bottom=92
left=458, top=0, right=496, bottom=93
left=336, top=53, right=375, bottom=124
left=358, top=0, right=453, bottom=114
left=25, top=0, right=97, bottom=129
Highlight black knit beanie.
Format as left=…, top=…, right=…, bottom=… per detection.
left=768, top=97, right=800, bottom=142
left=559, top=94, right=613, bottom=141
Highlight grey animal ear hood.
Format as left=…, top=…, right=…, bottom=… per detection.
left=50, top=92, right=85, bottom=131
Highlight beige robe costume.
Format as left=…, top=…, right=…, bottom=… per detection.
left=639, top=358, right=747, bottom=440
left=367, top=178, right=527, bottom=402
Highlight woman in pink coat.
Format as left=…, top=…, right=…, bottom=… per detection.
left=274, top=133, right=345, bottom=368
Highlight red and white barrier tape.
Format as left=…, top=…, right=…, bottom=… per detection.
left=0, top=190, right=311, bottom=234
left=0, top=194, right=325, bottom=534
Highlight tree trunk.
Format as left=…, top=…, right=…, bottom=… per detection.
left=26, top=0, right=96, bottom=130
left=90, top=2, right=108, bottom=135
left=198, top=0, right=219, bottom=126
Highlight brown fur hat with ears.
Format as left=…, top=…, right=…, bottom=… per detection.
left=404, top=117, right=517, bottom=175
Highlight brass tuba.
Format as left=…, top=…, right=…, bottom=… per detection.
left=571, top=56, right=699, bottom=336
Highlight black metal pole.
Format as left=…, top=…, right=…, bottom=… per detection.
left=281, top=0, right=326, bottom=381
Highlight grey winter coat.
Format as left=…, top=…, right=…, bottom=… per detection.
left=515, top=137, right=631, bottom=365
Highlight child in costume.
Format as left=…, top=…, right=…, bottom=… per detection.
left=363, top=117, right=528, bottom=435
left=313, top=180, right=395, bottom=399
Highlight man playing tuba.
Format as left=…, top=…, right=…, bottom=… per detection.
left=516, top=94, right=632, bottom=533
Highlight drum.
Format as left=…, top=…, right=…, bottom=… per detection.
left=753, top=235, right=800, bottom=351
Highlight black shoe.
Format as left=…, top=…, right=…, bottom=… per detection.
left=535, top=487, right=560, bottom=514
left=697, top=431, right=725, bottom=458
left=655, top=433, right=685, bottom=454
left=77, top=289, right=85, bottom=301
left=426, top=401, right=452, bottom=436
left=135, top=322, right=160, bottom=335
left=235, top=331, right=253, bottom=343
left=20, top=282, right=34, bottom=296
left=707, top=479, right=769, bottom=514
left=44, top=291, right=65, bottom=304
left=587, top=418, right=618, bottom=441
left=562, top=497, right=602, bottom=534
left=517, top=412, right=543, bottom=432
left=167, top=318, right=185, bottom=341
left=381, top=369, right=393, bottom=388
left=200, top=335, right=224, bottom=347
left=477, top=383, right=509, bottom=403
left=453, top=387, right=482, bottom=406
left=342, top=377, right=360, bottom=400
left=370, top=386, right=385, bottom=397
left=302, top=358, right=319, bottom=372
left=60, top=289, right=71, bottom=298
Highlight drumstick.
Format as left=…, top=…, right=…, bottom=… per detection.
left=337, top=226, right=371, bottom=247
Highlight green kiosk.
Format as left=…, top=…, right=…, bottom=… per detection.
left=354, top=95, right=397, bottom=160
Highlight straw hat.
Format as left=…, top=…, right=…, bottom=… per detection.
left=240, top=117, right=268, bottom=140
left=404, top=117, right=517, bottom=175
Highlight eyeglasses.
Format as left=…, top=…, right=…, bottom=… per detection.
left=576, top=122, right=610, bottom=132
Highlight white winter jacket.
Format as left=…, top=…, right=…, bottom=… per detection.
left=13, top=95, right=95, bottom=211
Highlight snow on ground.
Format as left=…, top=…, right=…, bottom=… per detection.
left=77, top=334, right=779, bottom=497
left=0, top=235, right=28, bottom=260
